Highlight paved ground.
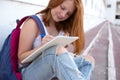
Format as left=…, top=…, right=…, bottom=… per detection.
left=83, top=21, right=120, bottom=80
left=111, top=25, right=120, bottom=80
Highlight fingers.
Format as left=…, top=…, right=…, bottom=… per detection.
left=41, top=35, right=54, bottom=45
left=44, top=35, right=54, bottom=41
left=63, top=32, right=69, bottom=36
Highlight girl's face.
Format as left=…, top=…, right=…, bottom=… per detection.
left=51, top=0, right=75, bottom=22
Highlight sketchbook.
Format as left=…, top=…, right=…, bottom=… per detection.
left=21, top=36, right=78, bottom=63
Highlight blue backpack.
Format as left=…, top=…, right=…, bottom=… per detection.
left=0, top=15, right=46, bottom=80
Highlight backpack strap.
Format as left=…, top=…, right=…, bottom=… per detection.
left=30, top=15, right=46, bottom=38
left=16, top=15, right=46, bottom=38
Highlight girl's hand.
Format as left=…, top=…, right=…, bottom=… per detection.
left=63, top=32, right=69, bottom=36
left=41, top=35, right=54, bottom=46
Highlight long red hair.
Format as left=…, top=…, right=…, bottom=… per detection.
left=37, top=0, right=85, bottom=55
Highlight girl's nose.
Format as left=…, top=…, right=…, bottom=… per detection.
left=61, top=11, right=67, bottom=18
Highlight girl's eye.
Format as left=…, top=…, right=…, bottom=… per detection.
left=60, top=5, right=65, bottom=10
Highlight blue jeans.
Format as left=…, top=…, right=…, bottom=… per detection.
left=22, top=46, right=93, bottom=80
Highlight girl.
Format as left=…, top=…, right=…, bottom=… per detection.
left=18, top=0, right=95, bottom=80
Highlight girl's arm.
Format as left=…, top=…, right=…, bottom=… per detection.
left=18, top=18, right=53, bottom=64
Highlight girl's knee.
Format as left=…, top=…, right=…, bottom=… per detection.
left=82, top=55, right=95, bottom=67
left=56, top=46, right=68, bottom=55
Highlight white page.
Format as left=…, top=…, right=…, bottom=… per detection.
left=21, top=36, right=78, bottom=63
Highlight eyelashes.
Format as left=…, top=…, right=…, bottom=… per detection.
left=60, top=5, right=65, bottom=10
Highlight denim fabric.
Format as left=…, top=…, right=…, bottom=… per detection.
left=74, top=56, right=93, bottom=80
left=22, top=46, right=93, bottom=80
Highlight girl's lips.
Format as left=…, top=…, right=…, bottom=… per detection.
left=57, top=14, right=62, bottom=19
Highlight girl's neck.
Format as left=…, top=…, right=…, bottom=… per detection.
left=46, top=19, right=59, bottom=36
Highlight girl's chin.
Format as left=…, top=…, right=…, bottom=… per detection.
left=54, top=19, right=60, bottom=22
left=54, top=17, right=61, bottom=22
left=54, top=17, right=63, bottom=22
